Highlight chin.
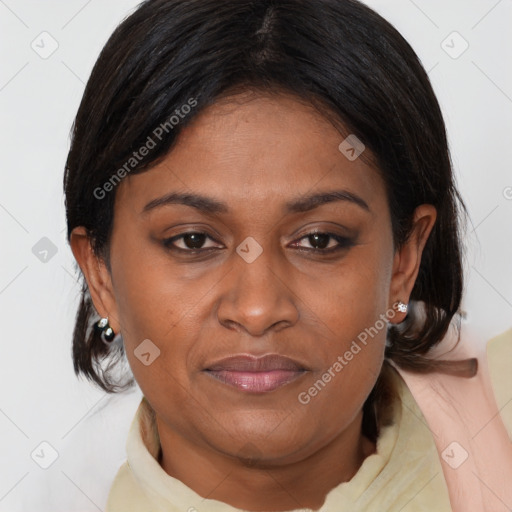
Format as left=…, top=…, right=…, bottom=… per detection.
left=207, top=417, right=311, bottom=461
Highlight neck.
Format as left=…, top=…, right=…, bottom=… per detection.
left=156, top=410, right=376, bottom=511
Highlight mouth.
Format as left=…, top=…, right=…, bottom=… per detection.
left=202, top=354, right=309, bottom=393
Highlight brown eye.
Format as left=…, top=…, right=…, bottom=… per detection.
left=306, top=233, right=330, bottom=250
left=292, top=232, right=354, bottom=253
left=163, top=232, right=220, bottom=252
left=180, top=233, right=207, bottom=250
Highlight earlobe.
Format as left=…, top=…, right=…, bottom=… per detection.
left=388, top=204, right=437, bottom=322
left=69, top=227, right=120, bottom=332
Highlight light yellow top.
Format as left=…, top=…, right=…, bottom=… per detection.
left=106, top=328, right=512, bottom=512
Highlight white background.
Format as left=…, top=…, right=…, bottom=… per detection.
left=1, top=0, right=511, bottom=510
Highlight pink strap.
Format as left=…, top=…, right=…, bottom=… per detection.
left=390, top=325, right=512, bottom=511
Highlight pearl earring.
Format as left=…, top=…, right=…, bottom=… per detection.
left=95, top=316, right=116, bottom=343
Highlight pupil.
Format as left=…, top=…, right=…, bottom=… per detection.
left=184, top=233, right=205, bottom=249
left=309, top=233, right=329, bottom=249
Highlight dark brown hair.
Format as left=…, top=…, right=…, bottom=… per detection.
left=64, top=0, right=476, bottom=443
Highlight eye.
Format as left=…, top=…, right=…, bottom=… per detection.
left=163, top=230, right=354, bottom=256
left=163, top=232, right=221, bottom=252
left=291, top=231, right=354, bottom=253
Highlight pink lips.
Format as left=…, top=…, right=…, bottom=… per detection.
left=203, top=354, right=308, bottom=393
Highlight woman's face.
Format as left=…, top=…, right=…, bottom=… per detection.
left=75, top=91, right=434, bottom=467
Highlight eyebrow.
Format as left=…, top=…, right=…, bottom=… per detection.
left=141, top=189, right=370, bottom=216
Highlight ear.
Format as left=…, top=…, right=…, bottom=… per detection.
left=388, top=204, right=437, bottom=323
left=70, top=226, right=120, bottom=333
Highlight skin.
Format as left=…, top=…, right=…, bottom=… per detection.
left=71, top=90, right=436, bottom=511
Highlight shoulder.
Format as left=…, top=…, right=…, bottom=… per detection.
left=486, top=327, right=512, bottom=438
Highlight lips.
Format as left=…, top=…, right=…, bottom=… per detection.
left=205, top=354, right=306, bottom=372
left=203, top=354, right=308, bottom=393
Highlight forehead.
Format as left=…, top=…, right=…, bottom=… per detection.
left=116, top=91, right=385, bottom=215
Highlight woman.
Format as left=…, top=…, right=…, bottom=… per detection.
left=63, top=0, right=512, bottom=510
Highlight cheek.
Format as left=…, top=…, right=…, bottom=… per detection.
left=108, top=243, right=199, bottom=396
left=310, top=245, right=393, bottom=341
left=111, top=232, right=199, bottom=340
left=297, top=245, right=392, bottom=414
left=294, top=297, right=387, bottom=444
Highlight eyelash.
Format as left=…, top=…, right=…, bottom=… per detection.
left=162, top=231, right=355, bottom=255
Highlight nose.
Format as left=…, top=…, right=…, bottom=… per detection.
left=216, top=248, right=300, bottom=336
